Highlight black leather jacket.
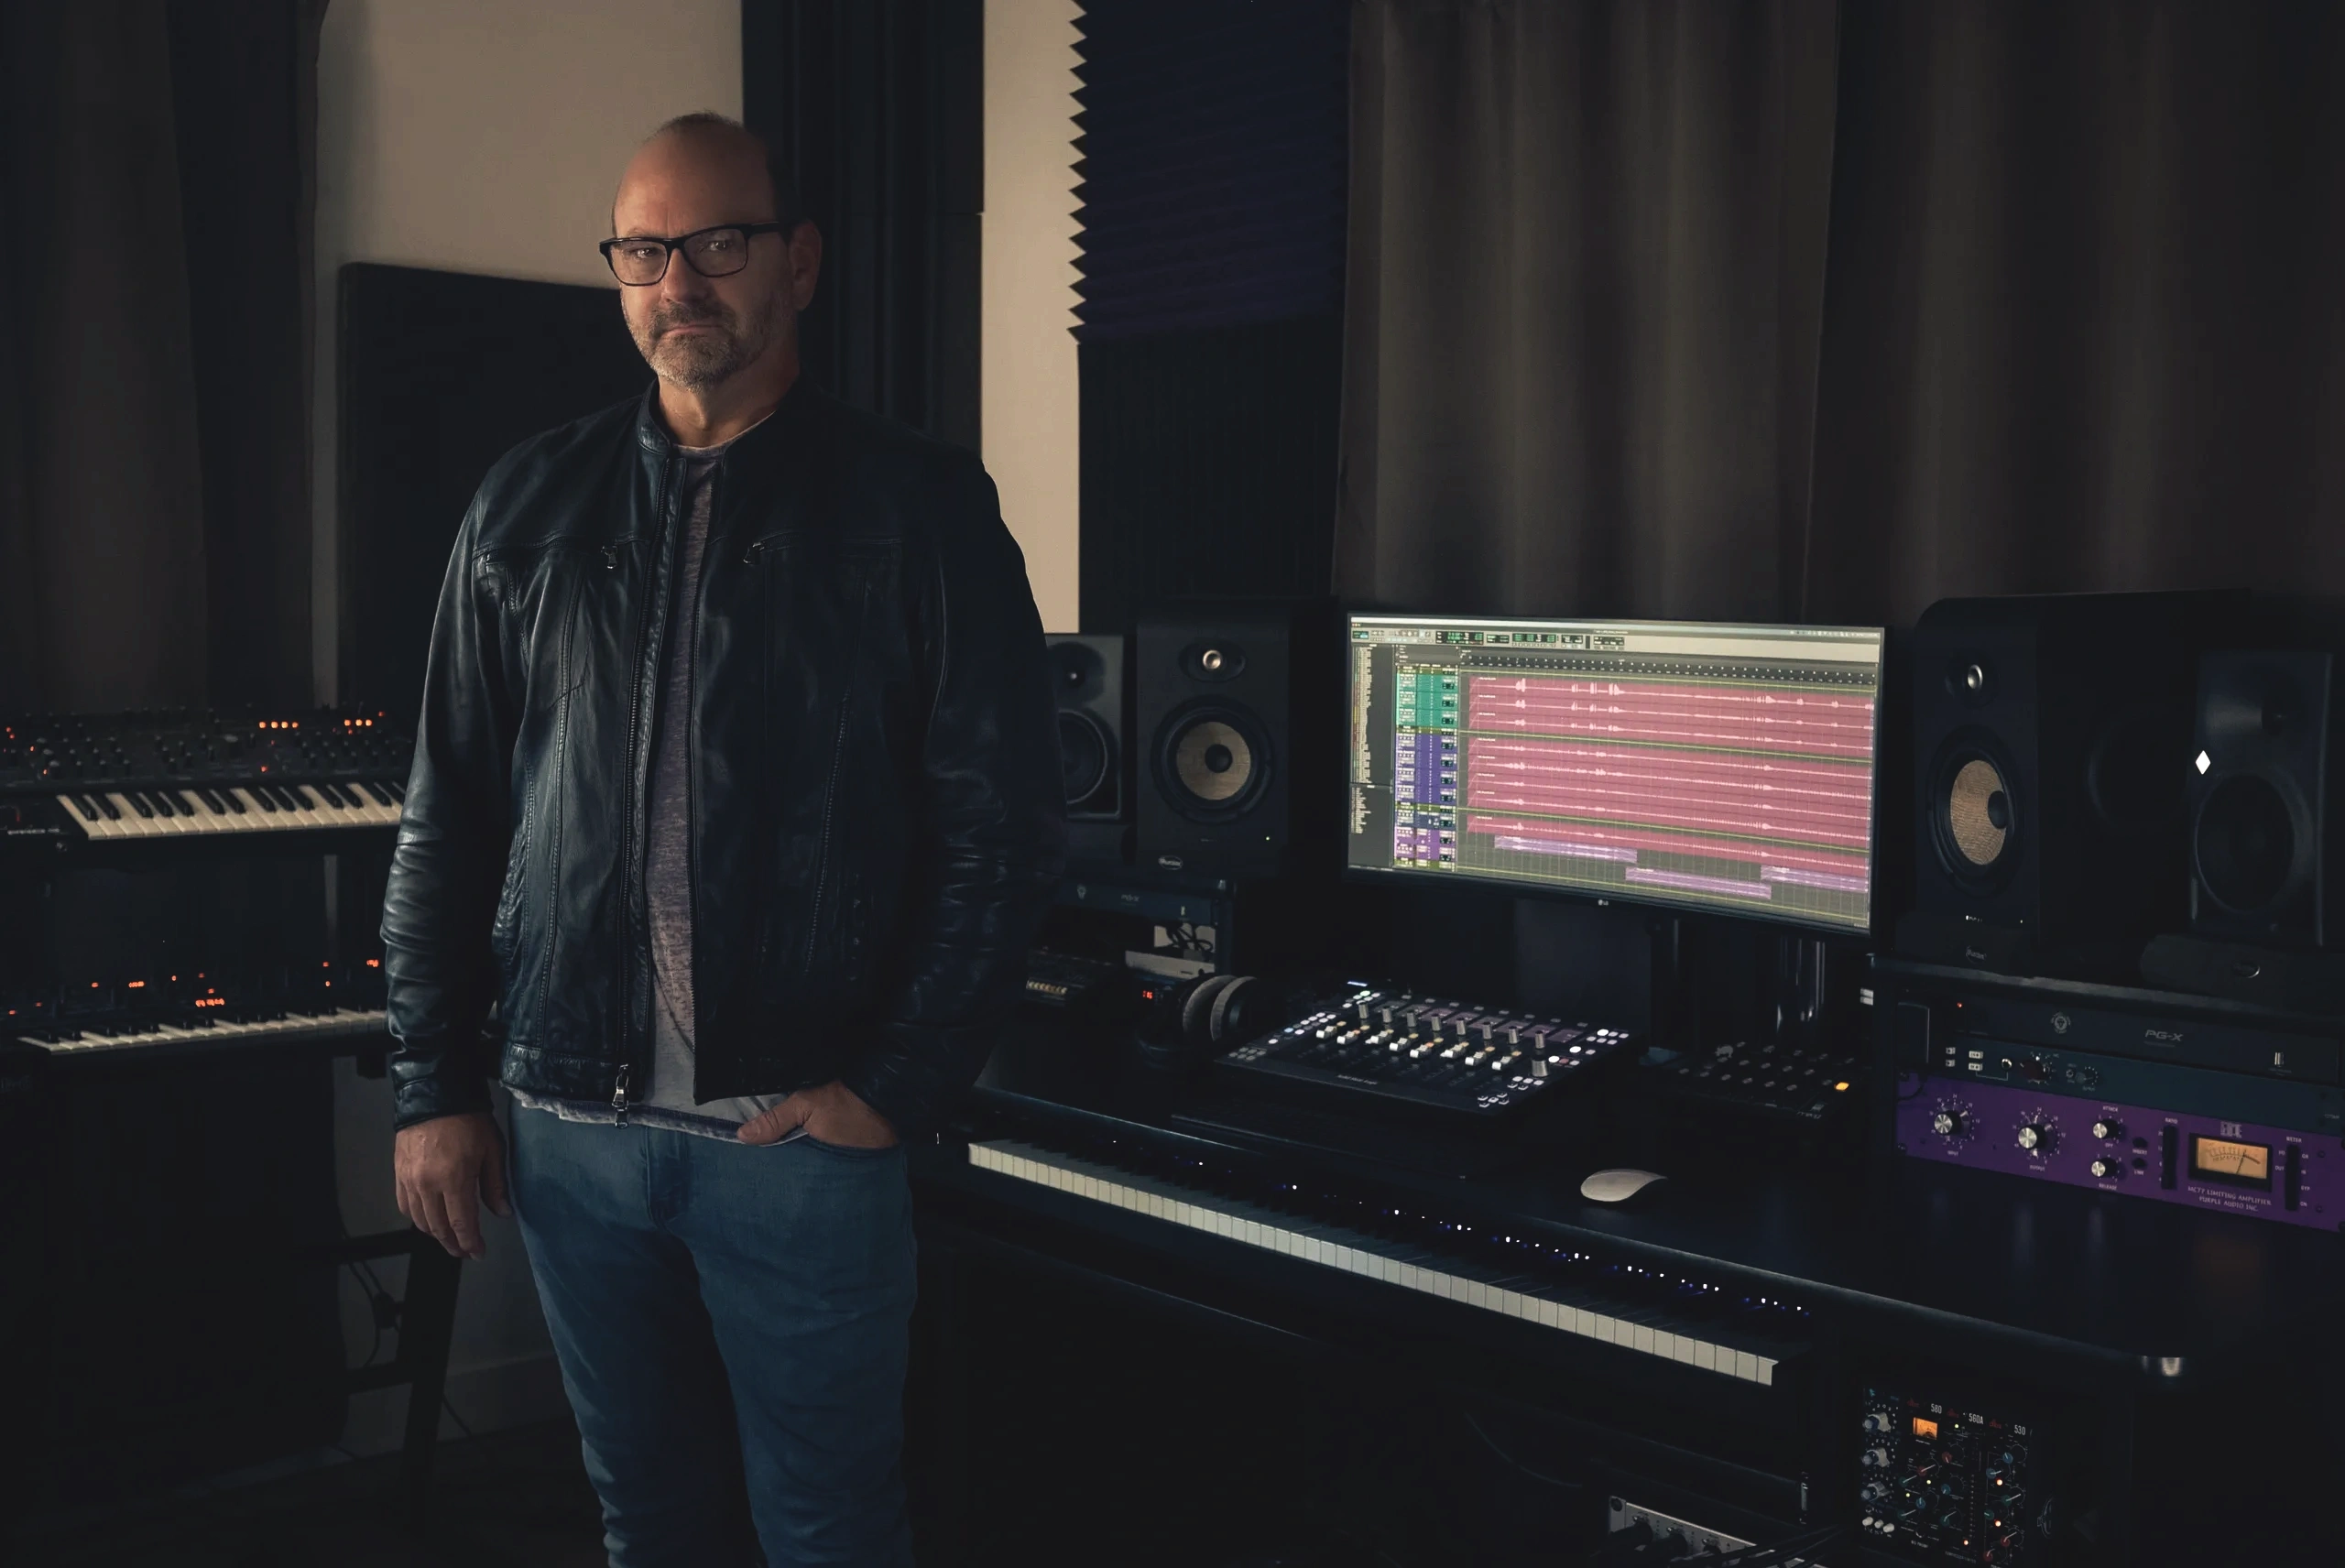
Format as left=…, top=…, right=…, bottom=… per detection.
left=379, top=382, right=1064, bottom=1137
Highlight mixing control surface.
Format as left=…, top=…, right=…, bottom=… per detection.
left=1217, top=985, right=1635, bottom=1116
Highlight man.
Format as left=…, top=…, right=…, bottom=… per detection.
left=382, top=113, right=1063, bottom=1565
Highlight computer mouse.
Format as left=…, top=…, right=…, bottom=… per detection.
left=1580, top=1167, right=1668, bottom=1204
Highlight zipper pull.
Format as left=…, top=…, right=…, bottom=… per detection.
left=742, top=539, right=764, bottom=567
left=601, top=544, right=618, bottom=571
left=610, top=1064, right=631, bottom=1117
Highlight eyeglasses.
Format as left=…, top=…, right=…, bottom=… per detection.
left=599, top=221, right=793, bottom=286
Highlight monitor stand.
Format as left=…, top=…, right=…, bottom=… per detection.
left=1639, top=920, right=1866, bottom=1134
left=1647, top=918, right=1835, bottom=1053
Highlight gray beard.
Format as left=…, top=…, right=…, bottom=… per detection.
left=633, top=294, right=787, bottom=392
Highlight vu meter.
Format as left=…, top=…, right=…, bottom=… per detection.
left=1859, top=1385, right=2046, bottom=1563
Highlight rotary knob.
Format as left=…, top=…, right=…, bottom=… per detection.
left=1862, top=1446, right=1891, bottom=1470
left=2091, top=1118, right=2123, bottom=1141
left=2089, top=1157, right=2124, bottom=1180
left=1931, top=1109, right=1965, bottom=1137
left=2016, top=1121, right=2056, bottom=1154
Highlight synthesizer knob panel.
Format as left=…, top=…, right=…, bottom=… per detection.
left=1859, top=1385, right=2045, bottom=1564
left=1217, top=985, right=1635, bottom=1116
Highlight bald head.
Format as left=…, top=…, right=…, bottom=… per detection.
left=613, top=113, right=795, bottom=234
left=609, top=113, right=821, bottom=419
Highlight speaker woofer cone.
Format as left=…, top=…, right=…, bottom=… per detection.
left=1057, top=710, right=1113, bottom=809
left=1153, top=701, right=1273, bottom=824
left=1929, top=736, right=2020, bottom=890
left=1947, top=757, right=2012, bottom=866
left=2194, top=773, right=2302, bottom=915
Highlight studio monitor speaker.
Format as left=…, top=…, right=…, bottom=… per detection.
left=2188, top=650, right=2340, bottom=947
left=1048, top=635, right=1127, bottom=821
left=1897, top=592, right=2242, bottom=970
left=1135, top=600, right=1336, bottom=877
left=1047, top=634, right=1132, bottom=865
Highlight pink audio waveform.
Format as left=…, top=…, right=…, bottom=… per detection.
left=1462, top=674, right=1872, bottom=876
left=1466, top=676, right=1873, bottom=758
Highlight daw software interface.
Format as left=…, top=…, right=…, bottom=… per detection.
left=1347, top=614, right=1885, bottom=933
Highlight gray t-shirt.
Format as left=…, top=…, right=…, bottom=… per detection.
left=511, top=428, right=785, bottom=1138
left=639, top=439, right=789, bottom=1131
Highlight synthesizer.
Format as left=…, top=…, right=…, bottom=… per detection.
left=0, top=707, right=412, bottom=854
left=6, top=965, right=390, bottom=1067
left=1216, top=984, right=1636, bottom=1116
left=965, top=1124, right=1805, bottom=1387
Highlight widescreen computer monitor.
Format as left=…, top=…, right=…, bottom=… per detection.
left=1346, top=613, right=1886, bottom=934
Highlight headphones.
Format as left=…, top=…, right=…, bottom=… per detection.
left=1131, top=971, right=1275, bottom=1071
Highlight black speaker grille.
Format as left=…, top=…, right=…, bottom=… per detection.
left=2194, top=773, right=2299, bottom=915
left=1058, top=711, right=1113, bottom=809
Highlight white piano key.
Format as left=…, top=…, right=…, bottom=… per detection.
left=228, top=787, right=289, bottom=827
left=347, top=781, right=402, bottom=825
left=278, top=785, right=333, bottom=829
left=149, top=792, right=204, bottom=836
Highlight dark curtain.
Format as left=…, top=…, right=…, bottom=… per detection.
left=743, top=0, right=984, bottom=451
left=1805, top=2, right=2345, bottom=626
left=1338, top=0, right=1839, bottom=619
left=1338, top=0, right=2345, bottom=628
left=0, top=0, right=322, bottom=713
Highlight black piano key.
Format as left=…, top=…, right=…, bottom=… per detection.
left=127, top=792, right=157, bottom=818
left=381, top=779, right=406, bottom=803
left=343, top=780, right=376, bottom=806
left=172, top=789, right=202, bottom=815
left=316, top=781, right=350, bottom=809
left=267, top=785, right=301, bottom=811
left=293, top=785, right=322, bottom=810
left=250, top=787, right=279, bottom=811
left=69, top=795, right=97, bottom=820
left=95, top=794, right=121, bottom=820
left=202, top=788, right=237, bottom=813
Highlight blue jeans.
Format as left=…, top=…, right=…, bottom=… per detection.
left=508, top=1107, right=918, bottom=1567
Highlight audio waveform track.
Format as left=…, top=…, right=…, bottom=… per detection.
left=1454, top=675, right=1872, bottom=908
left=1348, top=615, right=1885, bottom=931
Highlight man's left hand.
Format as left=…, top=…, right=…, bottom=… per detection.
left=736, top=1080, right=899, bottom=1148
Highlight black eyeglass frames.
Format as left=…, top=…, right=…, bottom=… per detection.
left=600, top=221, right=795, bottom=286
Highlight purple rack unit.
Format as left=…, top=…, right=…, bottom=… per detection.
left=1894, top=1073, right=2338, bottom=1231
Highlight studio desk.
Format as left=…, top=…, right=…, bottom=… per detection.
left=906, top=1021, right=2345, bottom=1566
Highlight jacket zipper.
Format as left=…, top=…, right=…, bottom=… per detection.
left=618, top=452, right=684, bottom=1109
left=683, top=464, right=721, bottom=1096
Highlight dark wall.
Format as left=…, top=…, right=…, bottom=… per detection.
left=1070, top=0, right=1350, bottom=635
left=1078, top=316, right=1343, bottom=636
left=337, top=264, right=649, bottom=723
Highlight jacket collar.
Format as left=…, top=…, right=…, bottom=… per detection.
left=630, top=373, right=827, bottom=470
